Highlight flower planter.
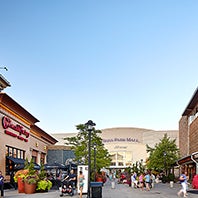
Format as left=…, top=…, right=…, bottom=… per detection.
left=17, top=177, right=25, bottom=193
left=24, top=182, right=36, bottom=194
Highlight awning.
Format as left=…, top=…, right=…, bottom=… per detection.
left=44, top=162, right=67, bottom=170
left=6, top=156, right=40, bottom=170
left=177, top=153, right=198, bottom=165
left=6, top=156, right=25, bottom=164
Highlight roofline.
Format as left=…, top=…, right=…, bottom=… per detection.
left=31, top=125, right=58, bottom=144
left=0, top=93, right=39, bottom=124
left=182, top=87, right=198, bottom=116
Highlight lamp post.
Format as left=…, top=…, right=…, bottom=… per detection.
left=93, top=143, right=96, bottom=182
left=0, top=66, right=8, bottom=71
left=85, top=120, right=96, bottom=198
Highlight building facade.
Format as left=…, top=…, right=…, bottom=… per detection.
left=178, top=87, right=198, bottom=180
left=0, top=92, right=57, bottom=183
left=52, top=127, right=178, bottom=169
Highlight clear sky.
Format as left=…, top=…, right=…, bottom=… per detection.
left=0, top=1, right=197, bottom=134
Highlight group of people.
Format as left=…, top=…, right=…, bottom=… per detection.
left=57, top=169, right=85, bottom=198
left=0, top=168, right=85, bottom=198
left=130, top=171, right=155, bottom=191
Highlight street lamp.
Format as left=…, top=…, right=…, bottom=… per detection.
left=85, top=120, right=96, bottom=198
left=0, top=66, right=8, bottom=71
left=93, top=143, right=97, bottom=182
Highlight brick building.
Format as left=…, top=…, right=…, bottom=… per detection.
left=0, top=74, right=57, bottom=185
left=178, top=87, right=198, bottom=180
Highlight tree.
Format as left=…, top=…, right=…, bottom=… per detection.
left=146, top=133, right=179, bottom=175
left=64, top=124, right=111, bottom=174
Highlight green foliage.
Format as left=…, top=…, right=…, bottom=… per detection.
left=38, top=164, right=47, bottom=180
left=167, top=173, right=175, bottom=182
left=64, top=124, right=111, bottom=175
left=24, top=158, right=39, bottom=184
left=146, top=134, right=179, bottom=173
left=36, top=179, right=52, bottom=191
left=36, top=163, right=52, bottom=191
left=25, top=158, right=36, bottom=175
left=130, top=161, right=145, bottom=175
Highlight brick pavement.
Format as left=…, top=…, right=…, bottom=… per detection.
left=4, top=180, right=198, bottom=198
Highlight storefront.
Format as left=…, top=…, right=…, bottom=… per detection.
left=178, top=87, right=198, bottom=182
left=0, top=93, right=57, bottom=185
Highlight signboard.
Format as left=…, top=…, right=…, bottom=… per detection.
left=77, top=165, right=88, bottom=194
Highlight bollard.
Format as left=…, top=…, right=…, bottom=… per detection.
left=111, top=181, right=115, bottom=189
left=170, top=181, right=174, bottom=188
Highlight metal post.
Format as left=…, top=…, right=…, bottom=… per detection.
left=87, top=129, right=91, bottom=198
left=85, top=120, right=96, bottom=198
left=94, top=144, right=96, bottom=182
left=191, top=152, right=198, bottom=174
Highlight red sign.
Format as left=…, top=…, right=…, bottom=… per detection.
left=2, top=116, right=29, bottom=142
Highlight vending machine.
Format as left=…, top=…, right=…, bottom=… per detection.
left=77, top=165, right=88, bottom=194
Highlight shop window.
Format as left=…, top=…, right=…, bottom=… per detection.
left=118, top=162, right=124, bottom=166
left=31, top=150, right=38, bottom=163
left=110, top=162, right=116, bottom=166
left=5, top=146, right=25, bottom=176
left=40, top=153, right=45, bottom=164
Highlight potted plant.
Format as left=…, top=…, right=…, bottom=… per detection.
left=14, top=169, right=29, bottom=193
left=36, top=164, right=52, bottom=192
left=37, top=179, right=52, bottom=192
left=23, top=158, right=39, bottom=194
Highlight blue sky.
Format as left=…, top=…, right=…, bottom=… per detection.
left=0, top=1, right=198, bottom=134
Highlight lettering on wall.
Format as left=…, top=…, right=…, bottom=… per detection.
left=114, top=146, right=127, bottom=149
left=102, top=137, right=139, bottom=143
left=2, top=116, right=29, bottom=142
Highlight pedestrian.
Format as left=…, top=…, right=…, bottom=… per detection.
left=67, top=169, right=77, bottom=188
left=131, top=172, right=138, bottom=188
left=177, top=171, right=188, bottom=197
left=138, top=172, right=145, bottom=191
left=144, top=172, right=151, bottom=191
left=150, top=172, right=155, bottom=188
left=78, top=171, right=84, bottom=198
left=0, top=171, right=4, bottom=197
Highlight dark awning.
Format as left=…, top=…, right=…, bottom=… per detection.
left=6, top=156, right=40, bottom=170
left=44, top=162, right=66, bottom=170
left=6, top=156, right=25, bottom=164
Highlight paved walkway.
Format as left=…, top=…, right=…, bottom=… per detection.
left=4, top=180, right=198, bottom=198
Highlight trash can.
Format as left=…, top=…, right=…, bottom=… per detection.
left=90, top=182, right=103, bottom=198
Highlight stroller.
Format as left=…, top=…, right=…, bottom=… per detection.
left=59, top=178, right=74, bottom=197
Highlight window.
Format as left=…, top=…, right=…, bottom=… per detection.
left=31, top=150, right=38, bottom=163
left=5, top=146, right=25, bottom=175
left=40, top=153, right=45, bottom=164
left=6, top=146, right=25, bottom=159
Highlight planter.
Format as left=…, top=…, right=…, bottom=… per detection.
left=24, top=182, right=36, bottom=194
left=17, top=178, right=25, bottom=193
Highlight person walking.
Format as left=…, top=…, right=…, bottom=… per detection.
left=0, top=171, right=4, bottom=198
left=78, top=171, right=84, bottom=198
left=177, top=171, right=188, bottom=197
left=144, top=172, right=151, bottom=191
left=131, top=172, right=137, bottom=188
left=138, top=173, right=145, bottom=191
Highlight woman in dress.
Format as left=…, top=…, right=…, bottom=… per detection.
left=78, top=171, right=84, bottom=198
